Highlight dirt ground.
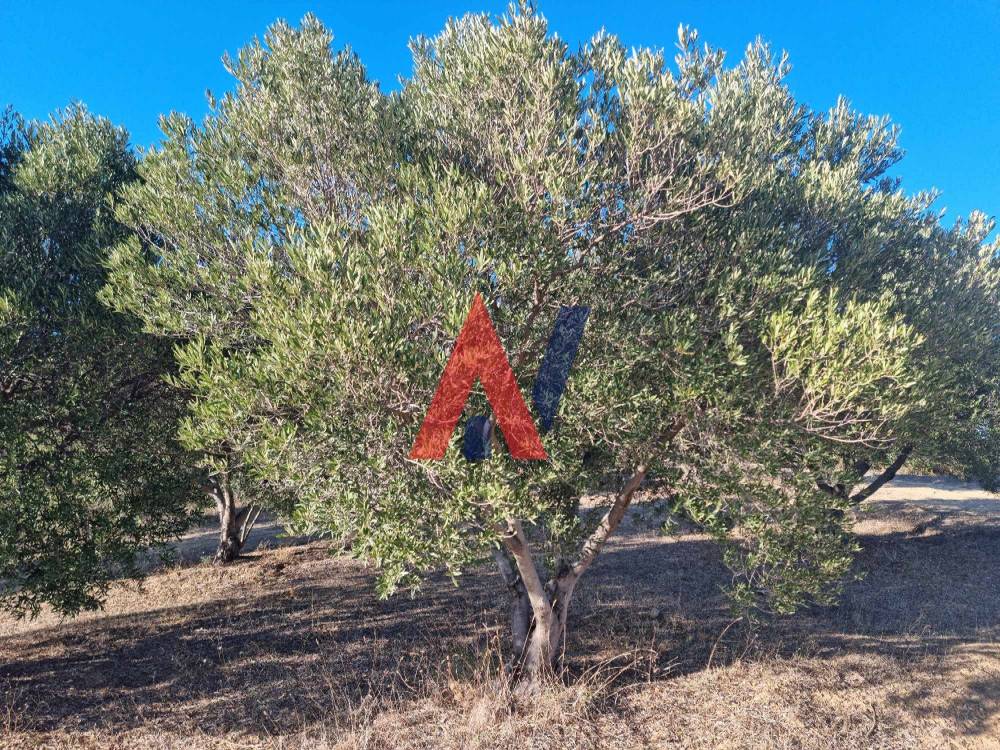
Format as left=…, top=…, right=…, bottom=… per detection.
left=160, top=514, right=312, bottom=566
left=0, top=475, right=998, bottom=749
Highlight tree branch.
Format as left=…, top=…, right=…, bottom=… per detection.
left=850, top=444, right=913, bottom=505
left=567, top=417, right=686, bottom=584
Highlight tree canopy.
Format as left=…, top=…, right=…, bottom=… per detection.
left=98, top=8, right=1000, bottom=684
left=0, top=106, right=198, bottom=616
left=0, top=6, right=980, bottom=686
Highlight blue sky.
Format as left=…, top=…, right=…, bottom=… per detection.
left=2, top=1, right=999, bottom=226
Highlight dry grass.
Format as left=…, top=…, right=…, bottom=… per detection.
left=1, top=475, right=998, bottom=749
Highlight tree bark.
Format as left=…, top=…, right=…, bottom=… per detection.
left=494, top=547, right=531, bottom=661
left=849, top=444, right=913, bottom=505
left=499, top=519, right=558, bottom=684
left=494, top=417, right=686, bottom=689
left=206, top=476, right=258, bottom=565
left=816, top=445, right=912, bottom=519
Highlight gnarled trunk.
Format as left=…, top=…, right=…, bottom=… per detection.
left=215, top=486, right=241, bottom=564
left=494, top=548, right=531, bottom=660
left=492, top=420, right=686, bottom=688
left=523, top=575, right=576, bottom=681
left=849, top=444, right=913, bottom=505
left=816, top=445, right=913, bottom=507
left=498, top=524, right=621, bottom=687
left=205, top=476, right=261, bottom=565
left=498, top=519, right=559, bottom=686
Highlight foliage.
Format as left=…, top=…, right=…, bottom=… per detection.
left=101, top=18, right=399, bottom=519
left=103, top=8, right=997, bottom=670
left=0, top=106, right=198, bottom=616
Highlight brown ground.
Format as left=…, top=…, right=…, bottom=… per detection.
left=1, top=475, right=998, bottom=749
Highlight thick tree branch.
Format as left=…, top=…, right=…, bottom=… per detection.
left=567, top=417, right=687, bottom=584
left=498, top=520, right=551, bottom=617
left=850, top=444, right=913, bottom=505
left=493, top=546, right=530, bottom=658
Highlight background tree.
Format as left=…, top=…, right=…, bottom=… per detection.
left=102, top=16, right=398, bottom=561
left=0, top=105, right=199, bottom=616
left=846, top=212, right=1000, bottom=498
left=103, top=9, right=958, bottom=687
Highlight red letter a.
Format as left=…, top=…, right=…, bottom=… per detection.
left=410, top=294, right=547, bottom=460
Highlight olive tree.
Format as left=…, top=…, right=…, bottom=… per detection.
left=103, top=11, right=941, bottom=684
left=103, top=15, right=399, bottom=561
left=869, top=213, right=1000, bottom=496
left=727, top=93, right=1000, bottom=500
left=0, top=106, right=198, bottom=616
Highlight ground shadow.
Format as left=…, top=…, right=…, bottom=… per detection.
left=2, top=514, right=998, bottom=742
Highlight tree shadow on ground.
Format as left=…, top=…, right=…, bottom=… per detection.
left=572, top=518, right=1000, bottom=740
left=1, top=516, right=998, bottom=742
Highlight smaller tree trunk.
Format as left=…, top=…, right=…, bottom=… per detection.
left=494, top=548, right=531, bottom=661
left=213, top=481, right=241, bottom=564
left=817, top=449, right=911, bottom=506
left=206, top=476, right=258, bottom=565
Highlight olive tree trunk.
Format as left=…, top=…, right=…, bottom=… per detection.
left=849, top=444, right=914, bottom=505
left=816, top=444, right=914, bottom=506
left=205, top=476, right=261, bottom=565
left=492, top=420, right=685, bottom=688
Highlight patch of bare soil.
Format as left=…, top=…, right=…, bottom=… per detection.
left=1, top=476, right=998, bottom=749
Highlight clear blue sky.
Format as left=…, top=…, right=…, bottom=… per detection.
left=2, top=1, right=999, bottom=226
